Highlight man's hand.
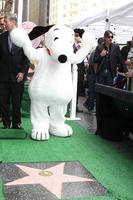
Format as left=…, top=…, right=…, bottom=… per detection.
left=125, top=71, right=133, bottom=78
left=125, top=59, right=132, bottom=66
left=16, top=72, right=24, bottom=83
left=100, top=49, right=108, bottom=57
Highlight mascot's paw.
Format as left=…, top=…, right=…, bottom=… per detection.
left=50, top=124, right=73, bottom=137
left=31, top=129, right=49, bottom=141
left=10, top=27, right=30, bottom=48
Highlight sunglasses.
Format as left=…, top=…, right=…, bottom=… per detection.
left=107, top=35, right=113, bottom=39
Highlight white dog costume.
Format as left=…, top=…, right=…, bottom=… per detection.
left=10, top=24, right=95, bottom=140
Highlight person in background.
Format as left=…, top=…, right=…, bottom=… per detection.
left=121, top=37, right=133, bottom=80
left=0, top=13, right=29, bottom=129
left=0, top=14, right=6, bottom=123
left=94, top=30, right=127, bottom=86
left=121, top=38, right=133, bottom=63
left=0, top=15, right=6, bottom=33
left=94, top=30, right=127, bottom=135
left=83, top=37, right=104, bottom=113
left=74, top=28, right=86, bottom=112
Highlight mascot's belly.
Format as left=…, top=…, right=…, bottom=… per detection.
left=29, top=69, right=73, bottom=104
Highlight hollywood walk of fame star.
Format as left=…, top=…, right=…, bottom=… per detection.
left=5, top=163, right=95, bottom=199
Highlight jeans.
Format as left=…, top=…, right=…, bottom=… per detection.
left=84, top=73, right=95, bottom=111
left=97, top=70, right=113, bottom=86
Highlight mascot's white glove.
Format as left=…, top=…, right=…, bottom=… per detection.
left=10, top=27, right=30, bottom=48
left=71, top=32, right=96, bottom=64
left=81, top=32, right=96, bottom=53
left=10, top=27, right=38, bottom=63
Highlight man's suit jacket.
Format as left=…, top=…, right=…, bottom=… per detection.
left=0, top=31, right=29, bottom=82
left=93, top=43, right=127, bottom=77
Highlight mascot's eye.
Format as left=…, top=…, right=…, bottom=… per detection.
left=54, top=37, right=59, bottom=41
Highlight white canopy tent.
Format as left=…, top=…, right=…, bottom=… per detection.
left=69, top=2, right=133, bottom=120
left=70, top=2, right=133, bottom=44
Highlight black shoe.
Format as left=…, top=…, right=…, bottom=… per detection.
left=95, top=129, right=102, bottom=135
left=12, top=124, right=22, bottom=129
left=83, top=102, right=88, bottom=110
left=0, top=117, right=2, bottom=122
left=76, top=107, right=83, bottom=113
left=3, top=125, right=10, bottom=129
left=88, top=109, right=96, bottom=114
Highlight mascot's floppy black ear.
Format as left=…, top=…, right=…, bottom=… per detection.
left=28, top=25, right=54, bottom=40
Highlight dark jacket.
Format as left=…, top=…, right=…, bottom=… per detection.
left=93, top=43, right=127, bottom=77
left=121, top=45, right=131, bottom=61
left=0, top=31, right=29, bottom=82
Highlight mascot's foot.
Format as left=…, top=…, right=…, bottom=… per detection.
left=31, top=129, right=49, bottom=141
left=50, top=124, right=73, bottom=137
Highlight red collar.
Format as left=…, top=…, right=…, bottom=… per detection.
left=46, top=47, right=51, bottom=56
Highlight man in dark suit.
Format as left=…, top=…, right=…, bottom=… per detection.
left=0, top=13, right=29, bottom=129
left=0, top=14, right=6, bottom=122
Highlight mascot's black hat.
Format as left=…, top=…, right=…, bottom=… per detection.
left=28, top=25, right=53, bottom=40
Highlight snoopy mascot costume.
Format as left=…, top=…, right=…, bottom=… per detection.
left=10, top=24, right=95, bottom=141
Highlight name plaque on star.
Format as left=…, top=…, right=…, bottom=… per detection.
left=0, top=161, right=109, bottom=199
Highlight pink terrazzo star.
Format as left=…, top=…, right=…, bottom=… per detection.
left=5, top=163, right=95, bottom=199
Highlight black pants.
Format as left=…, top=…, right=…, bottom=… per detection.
left=0, top=80, right=24, bottom=127
left=77, top=64, right=85, bottom=105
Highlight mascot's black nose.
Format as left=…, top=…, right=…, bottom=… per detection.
left=58, top=55, right=67, bottom=63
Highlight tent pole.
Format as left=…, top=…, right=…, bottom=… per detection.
left=69, top=64, right=80, bottom=120
left=18, top=0, right=23, bottom=25
left=105, top=18, right=110, bottom=30
left=105, top=0, right=111, bottom=30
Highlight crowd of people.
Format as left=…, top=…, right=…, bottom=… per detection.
left=74, top=28, right=133, bottom=114
left=0, top=12, right=133, bottom=131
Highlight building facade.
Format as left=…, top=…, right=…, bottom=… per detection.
left=0, top=0, right=5, bottom=14
left=49, top=0, right=101, bottom=25
left=49, top=0, right=132, bottom=25
left=1, top=0, right=132, bottom=26
left=14, top=0, right=49, bottom=25
left=49, top=0, right=79, bottom=25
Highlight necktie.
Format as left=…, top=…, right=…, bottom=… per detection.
left=8, top=34, right=12, bottom=52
